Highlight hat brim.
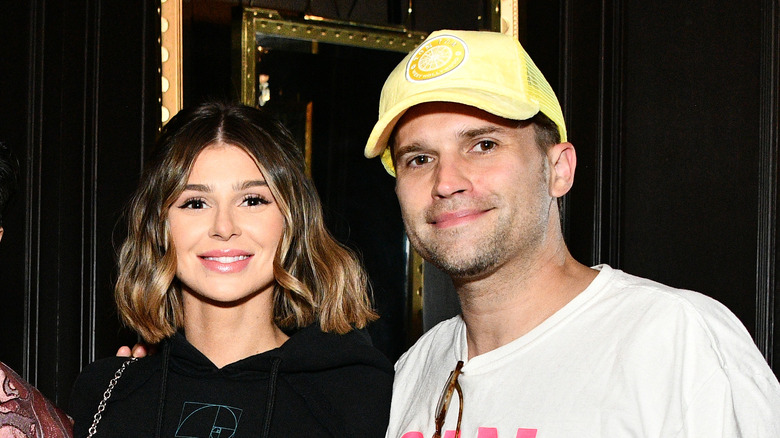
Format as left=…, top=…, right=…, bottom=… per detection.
left=364, top=87, right=541, bottom=174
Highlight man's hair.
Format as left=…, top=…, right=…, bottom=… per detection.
left=115, top=101, right=377, bottom=343
left=0, top=143, right=20, bottom=227
left=526, top=111, right=562, bottom=153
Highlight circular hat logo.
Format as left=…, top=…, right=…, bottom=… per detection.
left=406, top=35, right=467, bottom=82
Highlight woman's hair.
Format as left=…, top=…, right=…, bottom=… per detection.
left=116, top=101, right=377, bottom=343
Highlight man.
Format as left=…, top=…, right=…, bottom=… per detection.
left=364, top=30, right=780, bottom=438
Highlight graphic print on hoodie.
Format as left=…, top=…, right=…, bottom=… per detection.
left=175, top=402, right=243, bottom=437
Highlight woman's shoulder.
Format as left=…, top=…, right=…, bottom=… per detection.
left=74, top=355, right=158, bottom=387
left=76, top=356, right=138, bottom=380
left=282, top=324, right=393, bottom=374
left=69, top=355, right=161, bottom=432
left=279, top=326, right=393, bottom=438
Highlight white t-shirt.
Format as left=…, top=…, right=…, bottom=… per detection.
left=386, top=265, right=780, bottom=438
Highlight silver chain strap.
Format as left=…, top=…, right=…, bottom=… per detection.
left=86, top=357, right=138, bottom=437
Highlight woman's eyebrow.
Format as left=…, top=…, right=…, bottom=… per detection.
left=237, top=180, right=268, bottom=190
left=183, top=183, right=210, bottom=192
left=182, top=180, right=268, bottom=192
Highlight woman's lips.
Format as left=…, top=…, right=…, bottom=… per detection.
left=198, top=251, right=253, bottom=273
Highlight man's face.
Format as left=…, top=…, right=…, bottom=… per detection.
left=392, top=102, right=555, bottom=279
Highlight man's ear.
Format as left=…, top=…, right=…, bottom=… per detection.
left=0, top=227, right=4, bottom=242
left=547, top=142, right=576, bottom=198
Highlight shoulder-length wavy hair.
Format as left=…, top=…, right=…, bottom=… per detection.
left=116, top=101, right=376, bottom=343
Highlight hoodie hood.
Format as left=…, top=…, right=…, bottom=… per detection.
left=164, top=324, right=393, bottom=437
left=167, top=324, right=391, bottom=377
left=70, top=324, right=393, bottom=438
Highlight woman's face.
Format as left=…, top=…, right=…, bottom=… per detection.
left=168, top=143, right=285, bottom=305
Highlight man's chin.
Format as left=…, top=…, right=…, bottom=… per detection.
left=420, top=247, right=498, bottom=279
left=438, top=261, right=497, bottom=280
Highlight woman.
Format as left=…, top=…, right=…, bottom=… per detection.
left=69, top=101, right=393, bottom=437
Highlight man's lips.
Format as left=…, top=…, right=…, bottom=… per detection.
left=198, top=250, right=253, bottom=273
left=429, top=208, right=491, bottom=229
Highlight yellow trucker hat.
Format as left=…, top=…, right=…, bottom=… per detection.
left=364, top=29, right=567, bottom=176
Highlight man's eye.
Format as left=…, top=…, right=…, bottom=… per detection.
left=180, top=198, right=206, bottom=209
left=242, top=195, right=270, bottom=207
left=408, top=155, right=431, bottom=167
left=473, top=140, right=497, bottom=152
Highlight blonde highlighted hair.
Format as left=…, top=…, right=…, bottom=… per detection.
left=116, top=101, right=376, bottom=343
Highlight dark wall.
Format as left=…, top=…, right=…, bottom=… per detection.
left=550, top=0, right=779, bottom=371
left=620, top=0, right=761, bottom=333
left=0, top=0, right=160, bottom=407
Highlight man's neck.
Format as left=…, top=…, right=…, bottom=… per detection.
left=455, top=242, right=597, bottom=359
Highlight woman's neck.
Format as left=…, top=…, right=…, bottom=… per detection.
left=181, top=291, right=289, bottom=368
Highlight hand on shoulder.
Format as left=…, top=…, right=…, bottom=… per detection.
left=115, top=343, right=154, bottom=358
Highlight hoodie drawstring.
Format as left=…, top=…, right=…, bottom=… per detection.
left=154, top=341, right=172, bottom=438
left=261, top=357, right=282, bottom=438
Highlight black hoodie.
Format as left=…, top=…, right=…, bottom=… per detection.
left=69, top=325, right=393, bottom=437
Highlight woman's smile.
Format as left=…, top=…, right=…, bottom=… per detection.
left=198, top=249, right=254, bottom=273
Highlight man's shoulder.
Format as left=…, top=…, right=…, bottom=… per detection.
left=597, top=265, right=733, bottom=316
left=598, top=266, right=773, bottom=371
left=394, top=316, right=463, bottom=373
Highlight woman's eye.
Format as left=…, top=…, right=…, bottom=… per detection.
left=242, top=195, right=270, bottom=207
left=178, top=198, right=206, bottom=209
left=473, top=140, right=497, bottom=152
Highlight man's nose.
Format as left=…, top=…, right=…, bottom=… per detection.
left=432, top=155, right=472, bottom=199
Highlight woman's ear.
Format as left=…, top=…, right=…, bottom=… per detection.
left=547, top=142, right=577, bottom=198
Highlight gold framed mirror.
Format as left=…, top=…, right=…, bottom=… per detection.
left=160, top=1, right=518, bottom=122
left=235, top=8, right=428, bottom=177
left=236, top=8, right=429, bottom=106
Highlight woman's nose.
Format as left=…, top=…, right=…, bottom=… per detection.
left=209, top=207, right=240, bottom=240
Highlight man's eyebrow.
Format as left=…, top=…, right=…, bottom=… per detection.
left=457, top=125, right=506, bottom=139
left=393, top=142, right=427, bottom=158
left=392, top=125, right=509, bottom=160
